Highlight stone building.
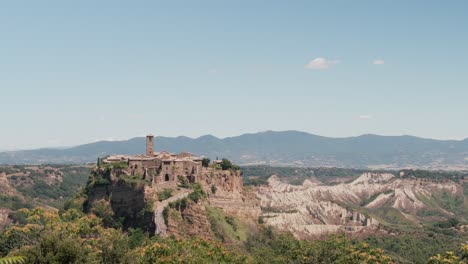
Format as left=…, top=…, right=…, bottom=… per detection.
left=103, top=135, right=203, bottom=185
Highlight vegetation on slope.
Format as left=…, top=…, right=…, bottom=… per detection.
left=157, top=188, right=173, bottom=201
left=206, top=206, right=249, bottom=244
left=399, top=169, right=468, bottom=181
left=0, top=165, right=91, bottom=210
left=242, top=166, right=468, bottom=186
left=0, top=208, right=397, bottom=263
left=2, top=164, right=468, bottom=263
left=242, top=165, right=379, bottom=186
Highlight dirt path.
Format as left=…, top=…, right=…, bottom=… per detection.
left=154, top=188, right=192, bottom=235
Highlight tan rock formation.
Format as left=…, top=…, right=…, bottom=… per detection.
left=256, top=172, right=461, bottom=238
left=0, top=208, right=11, bottom=229
left=166, top=202, right=214, bottom=240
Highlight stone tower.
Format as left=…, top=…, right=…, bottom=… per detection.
left=146, top=134, right=154, bottom=156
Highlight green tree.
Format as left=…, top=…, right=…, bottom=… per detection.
left=202, top=158, right=210, bottom=168
left=1, top=209, right=137, bottom=263
left=157, top=188, right=173, bottom=201
left=220, top=159, right=232, bottom=170
left=90, top=199, right=118, bottom=228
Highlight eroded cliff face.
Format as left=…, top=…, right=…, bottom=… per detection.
left=161, top=170, right=261, bottom=240
left=86, top=166, right=463, bottom=241
left=165, top=202, right=214, bottom=239
left=256, top=176, right=379, bottom=239
left=198, top=169, right=244, bottom=193
left=148, top=169, right=462, bottom=240
left=0, top=172, right=17, bottom=197
left=256, top=173, right=462, bottom=239
left=84, top=168, right=155, bottom=233
left=200, top=170, right=260, bottom=221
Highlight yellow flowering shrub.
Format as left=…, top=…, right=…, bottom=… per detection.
left=428, top=244, right=468, bottom=264
left=136, top=237, right=247, bottom=263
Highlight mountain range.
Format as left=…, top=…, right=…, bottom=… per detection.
left=1, top=131, right=468, bottom=169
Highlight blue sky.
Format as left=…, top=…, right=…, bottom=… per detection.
left=1, top=0, right=467, bottom=149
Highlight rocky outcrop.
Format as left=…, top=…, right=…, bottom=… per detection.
left=198, top=169, right=243, bottom=193
left=150, top=168, right=258, bottom=240
left=86, top=164, right=246, bottom=237
left=208, top=188, right=261, bottom=224
left=0, top=172, right=17, bottom=196
left=256, top=172, right=461, bottom=238
left=85, top=179, right=155, bottom=233
left=160, top=171, right=258, bottom=239
left=165, top=202, right=214, bottom=239
left=0, top=208, right=11, bottom=229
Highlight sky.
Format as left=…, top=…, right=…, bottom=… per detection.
left=1, top=0, right=468, bottom=150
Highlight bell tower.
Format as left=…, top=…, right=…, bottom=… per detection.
left=146, top=134, right=154, bottom=156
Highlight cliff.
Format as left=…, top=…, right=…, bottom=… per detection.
left=165, top=201, right=214, bottom=239
left=83, top=163, right=467, bottom=243
left=150, top=168, right=262, bottom=245
left=82, top=165, right=247, bottom=237
left=256, top=172, right=465, bottom=238
left=83, top=167, right=155, bottom=233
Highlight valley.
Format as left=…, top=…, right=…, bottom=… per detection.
left=247, top=166, right=468, bottom=262
left=0, top=165, right=91, bottom=214
left=1, top=162, right=467, bottom=263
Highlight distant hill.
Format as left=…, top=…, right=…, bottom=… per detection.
left=1, top=131, right=468, bottom=169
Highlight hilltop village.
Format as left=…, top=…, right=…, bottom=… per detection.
left=99, top=135, right=245, bottom=190
left=89, top=135, right=248, bottom=235
left=103, top=135, right=207, bottom=185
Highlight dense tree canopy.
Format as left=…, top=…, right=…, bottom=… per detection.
left=0, top=208, right=398, bottom=264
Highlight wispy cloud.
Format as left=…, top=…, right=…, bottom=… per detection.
left=358, top=115, right=374, bottom=120
left=373, top=59, right=385, bottom=65
left=305, top=57, right=340, bottom=70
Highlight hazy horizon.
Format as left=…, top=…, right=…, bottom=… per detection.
left=2, top=1, right=468, bottom=149
left=2, top=130, right=468, bottom=152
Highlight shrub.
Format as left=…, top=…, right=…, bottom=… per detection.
left=202, top=158, right=210, bottom=168
left=162, top=207, right=169, bottom=226
left=188, top=183, right=206, bottom=203
left=258, top=216, right=265, bottom=224
left=90, top=199, right=117, bottom=228
left=157, top=188, right=173, bottom=201
left=220, top=159, right=232, bottom=170
left=137, top=237, right=246, bottom=263
left=435, top=218, right=459, bottom=229
left=104, top=161, right=128, bottom=170
left=177, top=176, right=190, bottom=188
